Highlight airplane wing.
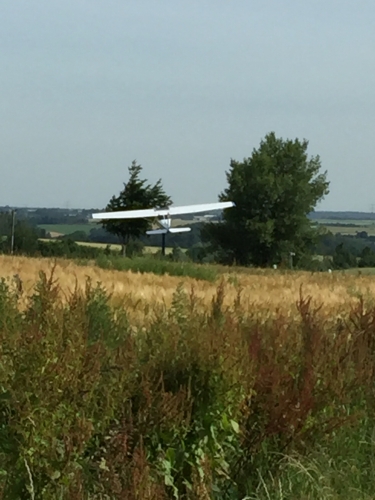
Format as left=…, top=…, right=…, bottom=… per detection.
left=92, top=201, right=234, bottom=220
left=92, top=207, right=162, bottom=220
left=166, top=201, right=234, bottom=216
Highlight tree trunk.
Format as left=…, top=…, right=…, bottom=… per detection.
left=121, top=236, right=129, bottom=257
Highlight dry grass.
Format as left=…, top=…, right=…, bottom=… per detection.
left=2, top=255, right=374, bottom=320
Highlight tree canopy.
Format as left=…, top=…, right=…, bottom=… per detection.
left=101, top=161, right=172, bottom=251
left=203, top=132, right=330, bottom=266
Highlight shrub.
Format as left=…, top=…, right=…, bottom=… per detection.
left=94, top=254, right=218, bottom=282
left=169, top=246, right=189, bottom=263
left=37, top=239, right=103, bottom=259
left=125, top=238, right=144, bottom=258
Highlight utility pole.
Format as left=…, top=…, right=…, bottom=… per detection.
left=10, top=210, right=16, bottom=255
left=289, top=251, right=295, bottom=270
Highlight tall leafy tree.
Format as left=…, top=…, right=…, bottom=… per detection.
left=203, top=132, right=329, bottom=266
left=101, top=161, right=172, bottom=254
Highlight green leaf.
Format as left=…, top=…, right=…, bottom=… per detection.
left=230, top=419, right=240, bottom=434
left=51, top=470, right=61, bottom=480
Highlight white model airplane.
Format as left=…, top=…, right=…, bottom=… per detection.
left=92, top=201, right=234, bottom=254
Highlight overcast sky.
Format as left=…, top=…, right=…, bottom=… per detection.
left=1, top=1, right=374, bottom=211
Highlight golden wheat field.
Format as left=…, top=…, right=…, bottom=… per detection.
left=1, top=255, right=375, bottom=321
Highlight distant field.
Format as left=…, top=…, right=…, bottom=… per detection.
left=318, top=224, right=375, bottom=236
left=75, top=241, right=177, bottom=255
left=38, top=238, right=177, bottom=255
left=316, top=219, right=375, bottom=226
left=38, top=224, right=97, bottom=235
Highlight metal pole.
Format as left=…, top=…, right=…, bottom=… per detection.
left=289, top=252, right=295, bottom=270
left=10, top=210, right=16, bottom=255
left=161, top=233, right=166, bottom=256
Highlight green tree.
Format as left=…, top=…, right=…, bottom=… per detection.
left=0, top=212, right=40, bottom=255
left=101, top=161, right=172, bottom=254
left=358, top=246, right=375, bottom=268
left=332, top=243, right=357, bottom=269
left=203, top=132, right=329, bottom=266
